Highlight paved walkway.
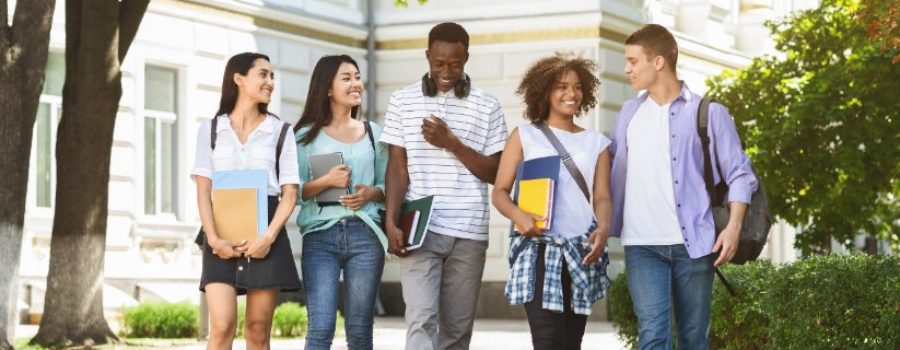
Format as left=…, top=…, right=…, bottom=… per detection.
left=182, top=317, right=625, bottom=350
left=18, top=317, right=626, bottom=349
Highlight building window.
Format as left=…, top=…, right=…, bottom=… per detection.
left=144, top=65, right=178, bottom=217
left=34, top=52, right=64, bottom=208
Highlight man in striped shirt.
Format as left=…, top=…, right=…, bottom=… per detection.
left=380, top=22, right=509, bottom=350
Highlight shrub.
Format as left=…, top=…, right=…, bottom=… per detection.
left=272, top=302, right=307, bottom=337
left=609, top=254, right=900, bottom=349
left=121, top=302, right=198, bottom=338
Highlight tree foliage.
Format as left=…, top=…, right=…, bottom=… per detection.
left=706, top=0, right=900, bottom=255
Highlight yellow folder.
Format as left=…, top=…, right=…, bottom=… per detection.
left=212, top=188, right=258, bottom=243
left=515, top=178, right=554, bottom=232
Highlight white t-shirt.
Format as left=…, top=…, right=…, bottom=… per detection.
left=379, top=83, right=509, bottom=240
left=191, top=114, right=300, bottom=195
left=621, top=98, right=684, bottom=245
left=518, top=124, right=610, bottom=239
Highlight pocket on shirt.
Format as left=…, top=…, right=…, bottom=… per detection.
left=252, top=146, right=276, bottom=169
left=212, top=146, right=234, bottom=170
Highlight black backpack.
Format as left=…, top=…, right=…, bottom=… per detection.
left=697, top=98, right=773, bottom=265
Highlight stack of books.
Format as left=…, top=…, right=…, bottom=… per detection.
left=512, top=155, right=561, bottom=235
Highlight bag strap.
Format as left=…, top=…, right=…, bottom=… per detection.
left=697, top=98, right=737, bottom=297
left=364, top=121, right=376, bottom=170
left=535, top=123, right=590, bottom=203
left=697, top=98, right=721, bottom=207
left=211, top=116, right=218, bottom=150
left=275, top=121, right=290, bottom=182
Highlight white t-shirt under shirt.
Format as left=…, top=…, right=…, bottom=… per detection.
left=518, top=124, right=610, bottom=239
left=621, top=98, right=684, bottom=245
left=191, top=114, right=300, bottom=195
left=379, top=84, right=509, bottom=241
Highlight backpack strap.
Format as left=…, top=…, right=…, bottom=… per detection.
left=535, top=123, right=590, bottom=203
left=697, top=98, right=738, bottom=297
left=697, top=97, right=720, bottom=207
left=364, top=121, right=376, bottom=169
left=211, top=116, right=218, bottom=150
left=275, top=121, right=290, bottom=182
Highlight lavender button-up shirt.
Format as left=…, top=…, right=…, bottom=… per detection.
left=609, top=83, right=758, bottom=259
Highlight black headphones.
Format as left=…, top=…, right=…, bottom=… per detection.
left=421, top=72, right=471, bottom=98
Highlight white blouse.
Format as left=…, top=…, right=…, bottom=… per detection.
left=191, top=114, right=300, bottom=195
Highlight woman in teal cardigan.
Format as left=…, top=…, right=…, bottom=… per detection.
left=294, top=55, right=387, bottom=350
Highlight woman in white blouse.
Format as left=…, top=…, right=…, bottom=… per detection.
left=190, top=52, right=301, bottom=350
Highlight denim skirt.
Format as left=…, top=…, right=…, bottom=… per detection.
left=199, top=196, right=301, bottom=295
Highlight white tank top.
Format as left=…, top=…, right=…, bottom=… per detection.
left=518, top=124, right=610, bottom=239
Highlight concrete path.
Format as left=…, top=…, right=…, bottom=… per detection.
left=17, top=317, right=627, bottom=349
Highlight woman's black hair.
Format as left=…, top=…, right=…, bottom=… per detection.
left=215, top=52, right=271, bottom=117
left=295, top=55, right=361, bottom=145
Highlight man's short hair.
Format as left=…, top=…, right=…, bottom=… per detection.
left=428, top=22, right=469, bottom=51
left=625, top=24, right=678, bottom=72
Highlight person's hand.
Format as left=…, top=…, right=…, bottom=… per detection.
left=245, top=236, right=274, bottom=259
left=386, top=223, right=409, bottom=257
left=340, top=185, right=374, bottom=210
left=209, top=238, right=247, bottom=260
left=325, top=164, right=351, bottom=189
left=582, top=227, right=608, bottom=265
left=421, top=115, right=461, bottom=151
left=512, top=209, right=545, bottom=238
left=713, top=224, right=740, bottom=267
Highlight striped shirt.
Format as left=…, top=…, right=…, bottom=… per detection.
left=379, top=83, right=509, bottom=240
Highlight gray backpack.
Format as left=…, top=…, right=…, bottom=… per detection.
left=697, top=98, right=773, bottom=265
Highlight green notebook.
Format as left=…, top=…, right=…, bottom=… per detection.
left=401, top=195, right=434, bottom=250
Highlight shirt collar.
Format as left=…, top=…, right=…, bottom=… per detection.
left=216, top=113, right=276, bottom=133
left=635, top=80, right=693, bottom=104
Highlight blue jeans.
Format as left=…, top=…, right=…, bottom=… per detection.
left=302, top=217, right=385, bottom=350
left=624, top=244, right=714, bottom=350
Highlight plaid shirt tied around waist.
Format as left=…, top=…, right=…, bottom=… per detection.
left=504, top=223, right=610, bottom=315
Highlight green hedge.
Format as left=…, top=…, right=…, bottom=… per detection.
left=609, top=254, right=900, bottom=349
left=121, top=302, right=199, bottom=338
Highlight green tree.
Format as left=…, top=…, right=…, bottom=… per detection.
left=706, top=0, right=900, bottom=255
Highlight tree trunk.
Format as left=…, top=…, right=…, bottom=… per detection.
left=0, top=1, right=56, bottom=348
left=31, top=0, right=148, bottom=347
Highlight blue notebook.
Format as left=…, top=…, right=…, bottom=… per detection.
left=510, top=155, right=561, bottom=236
left=212, top=169, right=268, bottom=236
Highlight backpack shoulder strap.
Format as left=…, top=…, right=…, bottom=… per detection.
left=697, top=98, right=719, bottom=206
left=275, top=121, right=290, bottom=181
left=210, top=116, right=219, bottom=150
left=536, top=123, right=590, bottom=203
left=364, top=121, right=377, bottom=170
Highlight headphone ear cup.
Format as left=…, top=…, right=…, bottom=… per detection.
left=455, top=74, right=471, bottom=98
left=422, top=73, right=437, bottom=97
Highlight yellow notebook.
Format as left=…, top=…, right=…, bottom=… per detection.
left=514, top=178, right=554, bottom=232
left=212, top=188, right=258, bottom=243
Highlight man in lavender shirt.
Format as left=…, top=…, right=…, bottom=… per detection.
left=609, top=24, right=758, bottom=350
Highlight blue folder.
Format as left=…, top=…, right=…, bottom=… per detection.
left=510, top=155, right=561, bottom=236
left=212, top=169, right=268, bottom=235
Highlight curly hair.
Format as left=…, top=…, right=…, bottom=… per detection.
left=515, top=54, right=600, bottom=124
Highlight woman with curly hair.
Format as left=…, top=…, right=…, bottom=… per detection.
left=491, top=54, right=612, bottom=349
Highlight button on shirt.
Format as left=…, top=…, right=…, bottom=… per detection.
left=190, top=114, right=300, bottom=195
left=609, top=83, right=758, bottom=258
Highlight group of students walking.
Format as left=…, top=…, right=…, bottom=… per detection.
left=191, top=21, right=758, bottom=350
